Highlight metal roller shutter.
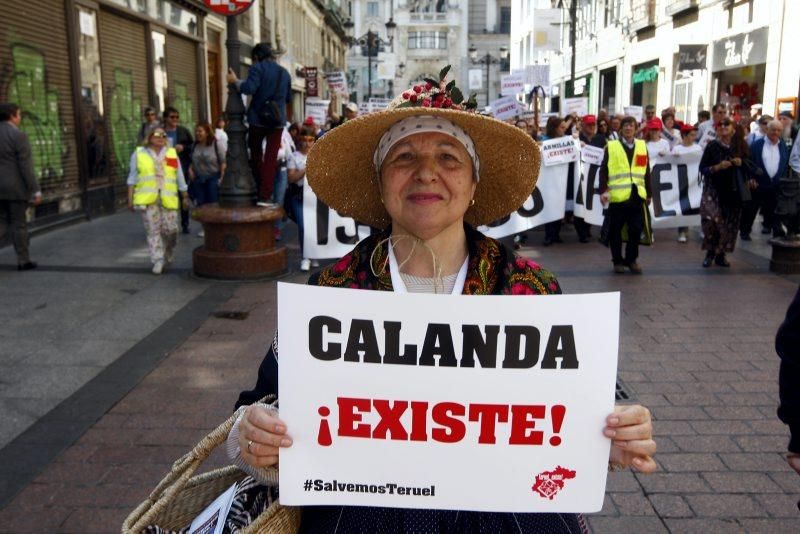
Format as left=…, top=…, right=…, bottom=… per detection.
left=166, top=33, right=201, bottom=128
left=0, top=0, right=80, bottom=209
left=98, top=10, right=149, bottom=192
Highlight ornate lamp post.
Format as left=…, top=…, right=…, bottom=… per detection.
left=193, top=0, right=287, bottom=279
left=343, top=17, right=396, bottom=100
left=468, top=44, right=509, bottom=106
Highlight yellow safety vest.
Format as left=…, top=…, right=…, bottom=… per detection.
left=606, top=139, right=648, bottom=203
left=133, top=147, right=180, bottom=210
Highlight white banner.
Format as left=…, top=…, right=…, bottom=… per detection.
left=564, top=97, right=589, bottom=117
left=468, top=69, right=483, bottom=90
left=490, top=96, right=520, bottom=121
left=623, top=106, right=643, bottom=123
left=479, top=163, right=570, bottom=238
left=305, top=99, right=329, bottom=125
left=278, top=283, right=619, bottom=512
left=325, top=71, right=347, bottom=94
left=541, top=136, right=580, bottom=166
left=526, top=65, right=551, bottom=88
left=302, top=182, right=372, bottom=259
left=648, top=151, right=703, bottom=228
left=501, top=73, right=526, bottom=95
left=573, top=159, right=605, bottom=227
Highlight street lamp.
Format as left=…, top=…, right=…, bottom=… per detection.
left=344, top=18, right=395, bottom=100
left=468, top=44, right=509, bottom=106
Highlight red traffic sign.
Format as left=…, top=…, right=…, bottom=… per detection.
left=204, top=0, right=254, bottom=16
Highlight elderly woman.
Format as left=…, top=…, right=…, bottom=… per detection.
left=226, top=70, right=656, bottom=533
left=127, top=127, right=189, bottom=274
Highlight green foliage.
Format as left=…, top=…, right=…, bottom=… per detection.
left=450, top=87, right=464, bottom=105
left=439, top=65, right=451, bottom=80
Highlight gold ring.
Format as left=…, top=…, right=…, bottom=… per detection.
left=247, top=439, right=253, bottom=454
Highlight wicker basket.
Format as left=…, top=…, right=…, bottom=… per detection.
left=122, top=403, right=300, bottom=533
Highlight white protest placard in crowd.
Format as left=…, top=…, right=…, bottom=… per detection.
left=623, top=106, right=644, bottom=122
left=648, top=151, right=703, bottom=228
left=305, top=99, right=329, bottom=125
left=564, top=97, right=589, bottom=117
left=573, top=158, right=605, bottom=227
left=501, top=73, right=526, bottom=95
left=468, top=69, right=483, bottom=90
left=479, top=163, right=570, bottom=238
left=540, top=136, right=580, bottom=166
left=580, top=145, right=605, bottom=167
left=325, top=71, right=347, bottom=94
left=302, top=182, right=372, bottom=259
left=368, top=98, right=392, bottom=113
left=359, top=103, right=370, bottom=115
left=490, top=96, right=520, bottom=121
left=526, top=65, right=551, bottom=89
left=278, top=283, right=620, bottom=512
left=538, top=112, right=557, bottom=128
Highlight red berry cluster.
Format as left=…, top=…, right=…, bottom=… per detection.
left=402, top=83, right=456, bottom=109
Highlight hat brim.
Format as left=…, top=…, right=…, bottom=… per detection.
left=306, top=107, right=541, bottom=229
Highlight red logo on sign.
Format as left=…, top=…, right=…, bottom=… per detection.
left=531, top=466, right=576, bottom=500
left=203, top=0, right=254, bottom=16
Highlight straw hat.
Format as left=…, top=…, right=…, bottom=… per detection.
left=306, top=68, right=541, bottom=229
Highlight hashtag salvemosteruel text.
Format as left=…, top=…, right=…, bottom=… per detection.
left=304, top=479, right=436, bottom=497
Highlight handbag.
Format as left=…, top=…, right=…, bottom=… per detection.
left=257, top=68, right=286, bottom=130
left=122, top=397, right=300, bottom=533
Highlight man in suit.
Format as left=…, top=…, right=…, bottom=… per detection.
left=0, top=103, right=41, bottom=270
left=744, top=120, right=789, bottom=239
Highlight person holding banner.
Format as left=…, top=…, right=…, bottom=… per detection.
left=699, top=119, right=748, bottom=268
left=600, top=117, right=653, bottom=274
left=285, top=127, right=317, bottom=272
left=672, top=124, right=703, bottom=243
left=227, top=68, right=656, bottom=533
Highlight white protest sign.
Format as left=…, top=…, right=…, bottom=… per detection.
left=279, top=283, right=619, bottom=512
left=564, top=97, right=589, bottom=117
left=302, top=182, right=372, bottom=259
left=501, top=73, right=526, bottom=95
left=468, top=69, right=483, bottom=90
left=325, top=71, right=347, bottom=94
left=573, top=157, right=605, bottom=227
left=541, top=136, right=580, bottom=166
left=479, top=163, right=570, bottom=238
left=623, top=106, right=644, bottom=122
left=527, top=64, right=551, bottom=88
left=305, top=99, right=329, bottom=125
left=359, top=103, right=370, bottom=115
left=368, top=98, right=392, bottom=113
left=580, top=144, right=604, bottom=167
left=490, top=96, right=520, bottom=121
left=648, top=151, right=703, bottom=228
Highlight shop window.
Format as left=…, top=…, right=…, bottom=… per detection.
left=77, top=6, right=108, bottom=180
left=107, top=0, right=198, bottom=35
left=152, top=31, right=168, bottom=113
left=631, top=61, right=658, bottom=107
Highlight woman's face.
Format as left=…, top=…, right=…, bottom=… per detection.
left=663, top=116, right=674, bottom=129
left=149, top=129, right=167, bottom=149
left=380, top=132, right=476, bottom=241
left=195, top=127, right=207, bottom=143
left=556, top=120, right=568, bottom=137
left=648, top=129, right=661, bottom=142
left=598, top=120, right=608, bottom=133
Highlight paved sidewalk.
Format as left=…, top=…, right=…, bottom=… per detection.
left=0, top=220, right=798, bottom=532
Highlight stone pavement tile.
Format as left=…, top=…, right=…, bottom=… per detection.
left=730, top=380, right=779, bottom=393
left=643, top=370, right=696, bottom=382
left=632, top=381, right=685, bottom=394
left=592, top=494, right=618, bottom=516
left=648, top=494, right=694, bottom=518
left=636, top=472, right=713, bottom=493
left=670, top=435, right=742, bottom=453
left=686, top=382, right=735, bottom=393
left=29, top=460, right=112, bottom=486
left=691, top=371, right=745, bottom=382
left=632, top=394, right=670, bottom=406
left=700, top=471, right=784, bottom=493
left=651, top=420, right=696, bottom=436
left=669, top=360, right=711, bottom=371
left=753, top=493, right=800, bottom=518
left=714, top=392, right=775, bottom=406
left=703, top=406, right=764, bottom=420
left=586, top=516, right=668, bottom=533
left=605, top=471, right=641, bottom=493
left=769, top=471, right=800, bottom=493
left=719, top=452, right=793, bottom=471
left=704, top=360, right=758, bottom=372
left=651, top=406, right=709, bottom=420
left=652, top=436, right=680, bottom=453
left=60, top=507, right=129, bottom=534
left=610, top=492, right=656, bottom=515
left=663, top=518, right=745, bottom=533
left=663, top=393, right=720, bottom=406
left=748, top=419, right=791, bottom=435
left=733, top=434, right=790, bottom=452
left=617, top=371, right=647, bottom=382
left=657, top=453, right=727, bottom=472
left=688, top=420, right=752, bottom=435
left=0, top=500, right=73, bottom=533
left=683, top=494, right=768, bottom=518
left=738, top=519, right=800, bottom=533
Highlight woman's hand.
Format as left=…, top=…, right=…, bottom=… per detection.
left=605, top=404, right=657, bottom=473
left=731, top=157, right=742, bottom=167
left=788, top=453, right=800, bottom=476
left=238, top=404, right=293, bottom=468
left=718, top=160, right=733, bottom=171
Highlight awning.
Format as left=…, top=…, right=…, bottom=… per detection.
left=632, top=66, right=658, bottom=84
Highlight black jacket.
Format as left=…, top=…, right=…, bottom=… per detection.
left=777, top=286, right=800, bottom=453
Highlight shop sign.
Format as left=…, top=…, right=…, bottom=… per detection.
left=305, top=67, right=319, bottom=97
left=203, top=0, right=254, bottom=16
left=677, top=45, right=707, bottom=71
left=712, top=27, right=768, bottom=72
left=632, top=66, right=658, bottom=84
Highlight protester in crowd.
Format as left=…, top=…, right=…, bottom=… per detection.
left=746, top=115, right=771, bottom=145
left=637, top=105, right=657, bottom=138
left=698, top=104, right=726, bottom=147
left=127, top=127, right=189, bottom=275
left=777, top=286, right=800, bottom=482
left=273, top=122, right=296, bottom=241
left=540, top=115, right=569, bottom=246
left=226, top=71, right=656, bottom=532
left=699, top=119, right=748, bottom=268
left=598, top=108, right=608, bottom=122
left=749, top=104, right=763, bottom=133
left=695, top=110, right=711, bottom=129
left=288, top=122, right=300, bottom=145
left=514, top=119, right=528, bottom=131
left=600, top=116, right=652, bottom=274
left=335, top=102, right=359, bottom=128
left=286, top=127, right=318, bottom=272
left=660, top=112, right=681, bottom=149
left=742, top=119, right=789, bottom=240
left=671, top=124, right=703, bottom=243
left=526, top=120, right=538, bottom=139
left=138, top=106, right=160, bottom=143
left=0, top=102, right=41, bottom=270
left=214, top=116, right=229, bottom=153
left=226, top=42, right=292, bottom=207
left=597, top=117, right=611, bottom=140
left=608, top=115, right=622, bottom=140
left=645, top=118, right=670, bottom=161
left=779, top=111, right=798, bottom=150
left=162, top=107, right=193, bottom=234
left=188, top=122, right=226, bottom=235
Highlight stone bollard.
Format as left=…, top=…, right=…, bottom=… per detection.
left=769, top=237, right=800, bottom=274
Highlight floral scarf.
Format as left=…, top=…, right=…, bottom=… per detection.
left=310, top=224, right=561, bottom=296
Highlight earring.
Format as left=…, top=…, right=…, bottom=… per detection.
left=469, top=199, right=475, bottom=206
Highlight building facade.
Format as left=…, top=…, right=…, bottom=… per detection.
left=511, top=0, right=800, bottom=124
left=467, top=0, right=511, bottom=107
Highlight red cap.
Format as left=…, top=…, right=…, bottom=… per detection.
left=646, top=118, right=663, bottom=130
left=679, top=123, right=697, bottom=134
left=582, top=114, right=597, bottom=125
left=303, top=116, right=315, bottom=126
